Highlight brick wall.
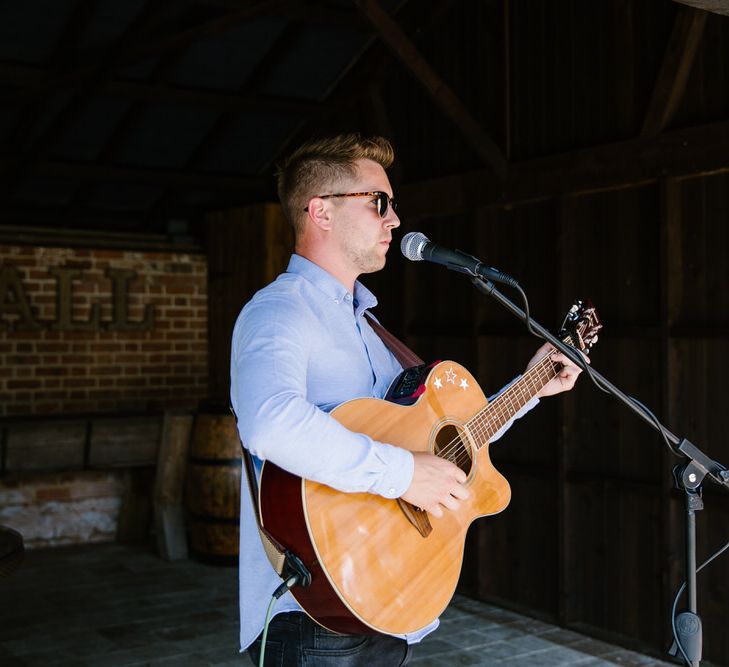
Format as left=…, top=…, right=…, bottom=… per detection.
left=0, top=241, right=209, bottom=548
left=0, top=243, right=208, bottom=415
left=0, top=470, right=125, bottom=548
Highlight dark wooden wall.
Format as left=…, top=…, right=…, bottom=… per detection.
left=204, top=1, right=729, bottom=663
left=363, top=173, right=729, bottom=662
left=358, top=2, right=729, bottom=662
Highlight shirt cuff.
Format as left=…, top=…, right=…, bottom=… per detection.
left=371, top=444, right=414, bottom=499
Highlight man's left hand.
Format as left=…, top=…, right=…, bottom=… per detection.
left=527, top=342, right=587, bottom=398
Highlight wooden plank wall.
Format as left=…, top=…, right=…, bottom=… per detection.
left=364, top=2, right=729, bottom=662
left=205, top=204, right=293, bottom=406
left=369, top=175, right=729, bottom=663
left=199, top=2, right=729, bottom=661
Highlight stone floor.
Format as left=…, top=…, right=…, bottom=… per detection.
left=0, top=543, right=682, bottom=666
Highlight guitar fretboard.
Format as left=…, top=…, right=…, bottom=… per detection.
left=466, top=347, right=566, bottom=449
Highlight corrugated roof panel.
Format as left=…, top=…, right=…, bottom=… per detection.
left=199, top=111, right=298, bottom=175
left=113, top=104, right=220, bottom=168
left=261, top=25, right=370, bottom=101
left=0, top=1, right=77, bottom=64
left=165, top=16, right=289, bottom=90
left=49, top=96, right=132, bottom=162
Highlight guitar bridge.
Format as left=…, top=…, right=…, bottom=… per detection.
left=397, top=498, right=432, bottom=538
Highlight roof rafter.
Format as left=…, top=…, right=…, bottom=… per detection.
left=355, top=0, right=507, bottom=178
left=1, top=0, right=293, bottom=108
left=0, top=157, right=267, bottom=194
left=398, top=117, right=729, bottom=220
left=641, top=5, right=707, bottom=138
left=0, top=63, right=323, bottom=115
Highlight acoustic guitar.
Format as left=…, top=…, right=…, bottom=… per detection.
left=258, top=301, right=602, bottom=636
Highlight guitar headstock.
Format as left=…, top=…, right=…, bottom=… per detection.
left=558, top=299, right=602, bottom=354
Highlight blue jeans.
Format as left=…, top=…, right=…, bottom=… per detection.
left=247, top=611, right=412, bottom=666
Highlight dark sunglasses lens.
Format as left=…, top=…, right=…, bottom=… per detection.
left=376, top=194, right=387, bottom=217
left=377, top=193, right=394, bottom=217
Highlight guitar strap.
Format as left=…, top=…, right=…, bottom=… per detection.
left=364, top=313, right=424, bottom=368
left=238, top=313, right=422, bottom=579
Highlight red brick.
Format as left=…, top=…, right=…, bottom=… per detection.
left=61, top=355, right=94, bottom=364
left=165, top=332, right=190, bottom=341
left=140, top=342, right=166, bottom=352
left=165, top=376, right=190, bottom=386
left=35, top=402, right=61, bottom=414
left=8, top=379, right=41, bottom=389
left=116, top=354, right=144, bottom=363
left=64, top=378, right=96, bottom=388
left=89, top=343, right=118, bottom=352
left=34, top=366, right=67, bottom=376
left=116, top=377, right=147, bottom=387
left=96, top=366, right=122, bottom=376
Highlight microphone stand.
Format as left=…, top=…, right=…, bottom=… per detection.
left=470, top=275, right=729, bottom=667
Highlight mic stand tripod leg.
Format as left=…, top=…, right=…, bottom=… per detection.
left=668, top=462, right=704, bottom=667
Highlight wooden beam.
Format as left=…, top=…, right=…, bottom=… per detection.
left=673, top=0, right=729, bottom=17
left=0, top=157, right=267, bottom=194
left=398, top=118, right=729, bottom=220
left=641, top=6, right=707, bottom=138
left=1, top=0, right=292, bottom=108
left=355, top=0, right=507, bottom=178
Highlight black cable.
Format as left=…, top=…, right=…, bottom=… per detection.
left=670, top=537, right=729, bottom=665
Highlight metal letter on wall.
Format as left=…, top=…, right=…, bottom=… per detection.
left=49, top=267, right=101, bottom=331
left=0, top=266, right=42, bottom=330
left=105, top=268, right=155, bottom=331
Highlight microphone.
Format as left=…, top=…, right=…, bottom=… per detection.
left=400, top=232, right=519, bottom=287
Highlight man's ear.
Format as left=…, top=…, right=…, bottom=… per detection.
left=306, top=196, right=333, bottom=231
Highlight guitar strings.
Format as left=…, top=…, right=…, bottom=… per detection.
left=439, top=332, right=580, bottom=468
left=434, top=353, right=561, bottom=469
left=444, top=359, right=556, bottom=467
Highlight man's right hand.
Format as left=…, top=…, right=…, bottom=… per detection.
left=400, top=451, right=470, bottom=518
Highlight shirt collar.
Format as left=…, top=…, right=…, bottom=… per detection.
left=286, top=254, right=378, bottom=313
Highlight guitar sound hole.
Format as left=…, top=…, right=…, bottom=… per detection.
left=433, top=424, right=472, bottom=476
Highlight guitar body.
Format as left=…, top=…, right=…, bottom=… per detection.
left=258, top=360, right=512, bottom=636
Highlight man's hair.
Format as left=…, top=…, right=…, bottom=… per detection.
left=275, top=133, right=394, bottom=237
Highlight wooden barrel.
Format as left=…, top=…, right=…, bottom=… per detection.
left=185, top=412, right=241, bottom=564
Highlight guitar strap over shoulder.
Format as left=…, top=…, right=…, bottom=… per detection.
left=238, top=315, right=422, bottom=579
left=364, top=313, right=423, bottom=368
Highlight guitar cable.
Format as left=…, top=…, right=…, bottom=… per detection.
left=670, top=538, right=729, bottom=664
left=258, top=574, right=299, bottom=667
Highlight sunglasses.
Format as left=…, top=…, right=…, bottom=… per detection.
left=305, top=191, right=397, bottom=218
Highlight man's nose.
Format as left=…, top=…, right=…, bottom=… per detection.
left=385, top=210, right=400, bottom=229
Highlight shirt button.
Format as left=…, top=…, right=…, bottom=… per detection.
left=344, top=294, right=352, bottom=302
left=388, top=487, right=396, bottom=496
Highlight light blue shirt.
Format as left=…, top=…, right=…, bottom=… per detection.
left=231, top=254, right=538, bottom=651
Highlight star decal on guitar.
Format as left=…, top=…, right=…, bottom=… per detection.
left=433, top=377, right=443, bottom=390
left=445, top=367, right=457, bottom=384
left=460, top=378, right=469, bottom=391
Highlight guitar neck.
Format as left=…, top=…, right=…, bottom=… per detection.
left=468, top=352, right=562, bottom=448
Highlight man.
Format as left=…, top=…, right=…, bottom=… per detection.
left=231, top=134, right=583, bottom=665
